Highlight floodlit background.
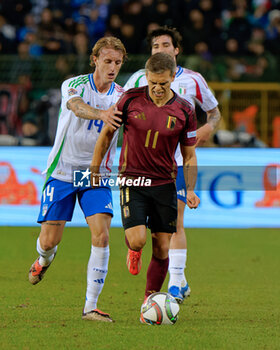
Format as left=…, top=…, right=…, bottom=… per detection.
left=0, top=2, right=280, bottom=349
left=0, top=0, right=280, bottom=228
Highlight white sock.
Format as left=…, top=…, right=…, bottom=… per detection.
left=84, top=245, right=110, bottom=313
left=168, top=249, right=187, bottom=289
left=36, top=238, right=57, bottom=266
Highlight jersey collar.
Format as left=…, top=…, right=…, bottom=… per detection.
left=176, top=66, right=183, bottom=78
left=88, top=73, right=115, bottom=95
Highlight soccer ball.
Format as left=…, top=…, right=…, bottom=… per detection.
left=140, top=292, right=180, bottom=325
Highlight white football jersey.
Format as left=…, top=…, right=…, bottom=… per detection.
left=44, top=74, right=124, bottom=182
left=124, top=66, right=218, bottom=165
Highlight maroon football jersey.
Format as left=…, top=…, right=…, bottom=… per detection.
left=117, top=86, right=197, bottom=185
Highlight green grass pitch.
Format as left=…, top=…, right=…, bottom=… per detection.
left=0, top=227, right=279, bottom=350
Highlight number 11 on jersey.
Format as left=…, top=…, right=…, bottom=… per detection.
left=145, top=129, right=159, bottom=149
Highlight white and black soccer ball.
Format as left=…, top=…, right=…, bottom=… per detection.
left=140, top=292, right=180, bottom=325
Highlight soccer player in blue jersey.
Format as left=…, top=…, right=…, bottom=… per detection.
left=28, top=37, right=126, bottom=322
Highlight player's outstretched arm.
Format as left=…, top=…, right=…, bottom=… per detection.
left=181, top=144, right=200, bottom=209
left=196, top=106, right=221, bottom=146
left=67, top=97, right=122, bottom=129
left=90, top=124, right=116, bottom=186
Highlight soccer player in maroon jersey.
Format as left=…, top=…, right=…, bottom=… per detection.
left=91, top=52, right=200, bottom=322
left=124, top=26, right=221, bottom=303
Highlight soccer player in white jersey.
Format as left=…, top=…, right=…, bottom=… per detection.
left=124, top=26, right=221, bottom=303
left=28, top=37, right=126, bottom=322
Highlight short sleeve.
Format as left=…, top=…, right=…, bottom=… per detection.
left=180, top=106, right=197, bottom=146
left=191, top=73, right=218, bottom=111
left=123, top=70, right=147, bottom=90
left=115, top=91, right=130, bottom=124
left=61, top=78, right=85, bottom=105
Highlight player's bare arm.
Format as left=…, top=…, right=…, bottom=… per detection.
left=196, top=106, right=221, bottom=146
left=67, top=97, right=122, bottom=129
left=90, top=124, right=116, bottom=185
left=180, top=144, right=200, bottom=209
left=207, top=106, right=221, bottom=130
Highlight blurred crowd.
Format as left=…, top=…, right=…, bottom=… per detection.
left=0, top=0, right=280, bottom=85
left=1, top=0, right=280, bottom=146
left=1, top=0, right=280, bottom=57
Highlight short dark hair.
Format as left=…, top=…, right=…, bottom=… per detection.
left=145, top=52, right=176, bottom=76
left=147, top=26, right=183, bottom=54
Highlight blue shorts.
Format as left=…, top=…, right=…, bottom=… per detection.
left=176, top=166, right=187, bottom=204
left=37, top=177, right=113, bottom=223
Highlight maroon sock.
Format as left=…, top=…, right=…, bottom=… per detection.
left=145, top=255, right=169, bottom=298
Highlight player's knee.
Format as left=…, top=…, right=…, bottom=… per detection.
left=40, top=238, right=58, bottom=251
left=92, top=230, right=109, bottom=246
left=128, top=236, right=146, bottom=251
left=152, top=238, right=169, bottom=258
left=175, top=224, right=185, bottom=237
left=159, top=243, right=170, bottom=257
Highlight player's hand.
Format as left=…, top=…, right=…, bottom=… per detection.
left=186, top=191, right=200, bottom=209
left=100, top=105, right=122, bottom=130
left=195, top=123, right=214, bottom=147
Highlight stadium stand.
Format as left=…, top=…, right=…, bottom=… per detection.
left=0, top=0, right=280, bottom=146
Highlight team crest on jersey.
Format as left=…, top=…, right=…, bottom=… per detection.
left=179, top=84, right=187, bottom=95
left=166, top=116, right=176, bottom=130
left=68, top=88, right=78, bottom=96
